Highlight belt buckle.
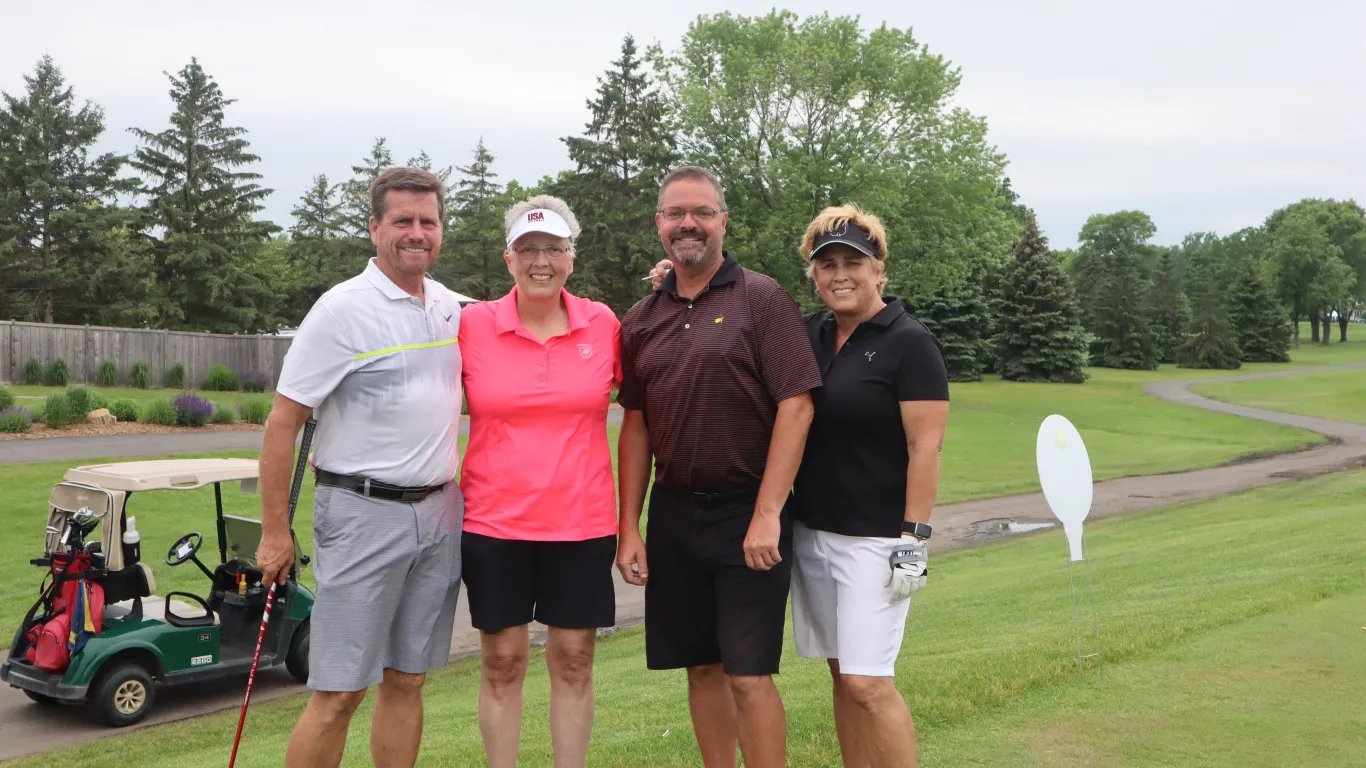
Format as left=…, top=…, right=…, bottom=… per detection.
left=400, top=487, right=425, bottom=503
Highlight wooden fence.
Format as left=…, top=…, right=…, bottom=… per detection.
left=1, top=321, right=294, bottom=388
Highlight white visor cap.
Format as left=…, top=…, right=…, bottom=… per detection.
left=506, top=208, right=572, bottom=248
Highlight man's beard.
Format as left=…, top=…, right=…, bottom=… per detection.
left=670, top=229, right=711, bottom=266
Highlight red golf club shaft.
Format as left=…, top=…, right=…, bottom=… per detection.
left=228, top=582, right=277, bottom=767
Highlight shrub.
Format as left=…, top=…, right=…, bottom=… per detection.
left=110, top=399, right=139, bottom=423
left=43, top=393, right=72, bottom=428
left=210, top=403, right=237, bottom=424
left=240, top=370, right=269, bottom=393
left=172, top=393, right=214, bottom=427
left=237, top=396, right=272, bottom=425
left=0, top=407, right=33, bottom=433
left=23, top=358, right=43, bottom=385
left=130, top=361, right=151, bottom=389
left=164, top=362, right=185, bottom=389
left=142, top=398, right=177, bottom=426
left=47, top=358, right=70, bottom=387
left=88, top=390, right=108, bottom=411
left=0, top=386, right=13, bottom=411
left=203, top=364, right=239, bottom=391
left=98, top=360, right=118, bottom=387
left=65, top=386, right=91, bottom=422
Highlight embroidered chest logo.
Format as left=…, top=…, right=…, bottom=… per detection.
left=865, top=351, right=876, bottom=362
left=714, top=315, right=724, bottom=324
left=578, top=344, right=593, bottom=359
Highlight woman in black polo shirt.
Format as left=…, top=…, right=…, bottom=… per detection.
left=790, top=204, right=950, bottom=768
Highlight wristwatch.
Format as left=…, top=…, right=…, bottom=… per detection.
left=901, top=521, right=932, bottom=540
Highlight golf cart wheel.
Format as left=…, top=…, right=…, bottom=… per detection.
left=89, top=661, right=155, bottom=727
left=23, top=689, right=59, bottom=706
left=286, top=619, right=310, bottom=683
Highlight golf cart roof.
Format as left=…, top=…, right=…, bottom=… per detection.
left=62, top=459, right=261, bottom=492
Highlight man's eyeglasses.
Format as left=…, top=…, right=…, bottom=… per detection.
left=658, top=206, right=722, bottom=222
left=512, top=245, right=572, bottom=259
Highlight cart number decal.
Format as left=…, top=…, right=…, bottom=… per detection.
left=199, top=633, right=211, bottom=642
left=191, top=654, right=214, bottom=666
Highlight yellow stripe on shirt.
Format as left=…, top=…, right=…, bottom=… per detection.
left=352, top=338, right=457, bottom=361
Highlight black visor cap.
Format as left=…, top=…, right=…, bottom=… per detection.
left=809, top=224, right=878, bottom=260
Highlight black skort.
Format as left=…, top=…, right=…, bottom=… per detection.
left=644, top=484, right=794, bottom=676
left=461, top=532, right=617, bottom=635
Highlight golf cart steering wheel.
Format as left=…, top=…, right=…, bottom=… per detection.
left=166, top=532, right=203, bottom=567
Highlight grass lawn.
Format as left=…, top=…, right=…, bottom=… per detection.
left=9, top=468, right=1364, bottom=767
left=0, top=367, right=1322, bottom=649
left=1190, top=366, right=1366, bottom=425
left=3, top=384, right=259, bottom=411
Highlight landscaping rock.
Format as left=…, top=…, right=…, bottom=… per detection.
left=87, top=408, right=117, bottom=425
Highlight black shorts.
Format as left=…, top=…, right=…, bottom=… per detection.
left=644, top=484, right=794, bottom=676
left=461, top=532, right=617, bottom=635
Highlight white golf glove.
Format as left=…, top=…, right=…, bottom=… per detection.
left=885, top=535, right=928, bottom=603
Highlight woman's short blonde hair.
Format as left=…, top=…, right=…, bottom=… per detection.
left=800, top=204, right=889, bottom=291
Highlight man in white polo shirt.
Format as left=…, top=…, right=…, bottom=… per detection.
left=256, top=167, right=464, bottom=768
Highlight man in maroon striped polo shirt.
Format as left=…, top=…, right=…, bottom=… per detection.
left=615, top=165, right=822, bottom=768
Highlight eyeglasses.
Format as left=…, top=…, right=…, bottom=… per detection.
left=658, top=206, right=722, bottom=222
left=511, top=245, right=572, bottom=260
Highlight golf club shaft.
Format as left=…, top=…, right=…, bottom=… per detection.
left=228, top=416, right=317, bottom=765
left=228, top=582, right=276, bottom=768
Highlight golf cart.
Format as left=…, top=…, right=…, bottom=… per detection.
left=1, top=458, right=314, bottom=727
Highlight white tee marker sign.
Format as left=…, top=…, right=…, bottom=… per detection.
left=1036, top=413, right=1094, bottom=562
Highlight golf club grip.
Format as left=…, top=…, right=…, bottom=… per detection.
left=285, top=417, right=318, bottom=527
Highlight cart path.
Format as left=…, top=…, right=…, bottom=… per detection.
left=3, top=363, right=1365, bottom=760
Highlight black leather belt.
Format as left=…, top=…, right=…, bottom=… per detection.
left=657, top=483, right=761, bottom=509
left=315, top=469, right=444, bottom=503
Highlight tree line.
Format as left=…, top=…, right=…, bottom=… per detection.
left=2, top=10, right=1360, bottom=385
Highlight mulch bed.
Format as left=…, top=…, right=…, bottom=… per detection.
left=0, top=421, right=266, bottom=441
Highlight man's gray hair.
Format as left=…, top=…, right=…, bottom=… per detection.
left=504, top=194, right=582, bottom=243
left=658, top=165, right=728, bottom=211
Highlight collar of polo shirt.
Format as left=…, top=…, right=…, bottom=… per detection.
left=655, top=250, right=742, bottom=296
left=819, top=296, right=906, bottom=328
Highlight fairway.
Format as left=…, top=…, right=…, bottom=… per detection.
left=8, top=469, right=1362, bottom=767
left=1190, top=365, right=1366, bottom=425
left=1, top=363, right=1327, bottom=650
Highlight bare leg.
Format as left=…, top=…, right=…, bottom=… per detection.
left=371, top=669, right=427, bottom=767
left=841, top=674, right=917, bottom=768
left=728, top=673, right=787, bottom=768
left=686, top=663, right=739, bottom=768
left=828, top=659, right=871, bottom=767
left=545, top=627, right=598, bottom=767
left=285, top=689, right=368, bottom=768
left=478, top=625, right=531, bottom=768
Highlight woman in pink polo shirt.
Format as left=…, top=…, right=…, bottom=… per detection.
left=457, top=194, right=621, bottom=768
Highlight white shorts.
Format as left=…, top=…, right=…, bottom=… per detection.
left=791, top=520, right=911, bottom=677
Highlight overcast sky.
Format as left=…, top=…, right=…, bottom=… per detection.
left=3, top=0, right=1362, bottom=249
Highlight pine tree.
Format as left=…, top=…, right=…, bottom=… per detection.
left=1148, top=250, right=1191, bottom=364
left=1178, top=284, right=1242, bottom=369
left=340, top=137, right=393, bottom=237
left=1227, top=262, right=1291, bottom=362
left=0, top=55, right=145, bottom=323
left=555, top=34, right=677, bottom=315
left=127, top=58, right=283, bottom=333
left=446, top=138, right=508, bottom=299
left=907, top=280, right=992, bottom=382
left=284, top=174, right=356, bottom=320
left=1088, top=252, right=1159, bottom=370
left=991, top=217, right=1089, bottom=383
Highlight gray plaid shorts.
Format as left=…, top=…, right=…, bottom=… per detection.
left=307, top=481, right=463, bottom=691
